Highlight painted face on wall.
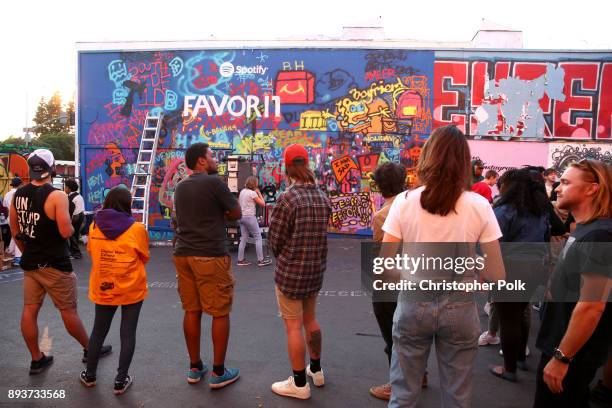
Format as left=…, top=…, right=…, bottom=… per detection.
left=105, top=143, right=126, bottom=177
left=337, top=100, right=370, bottom=132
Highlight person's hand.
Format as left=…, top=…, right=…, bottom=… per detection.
left=543, top=357, right=569, bottom=394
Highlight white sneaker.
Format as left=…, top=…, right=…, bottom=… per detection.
left=306, top=365, right=325, bottom=387
left=499, top=346, right=530, bottom=357
left=478, top=331, right=500, bottom=346
left=271, top=376, right=311, bottom=400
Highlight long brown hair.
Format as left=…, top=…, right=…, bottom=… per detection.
left=417, top=125, right=471, bottom=216
left=286, top=158, right=316, bottom=184
left=569, top=159, right=612, bottom=222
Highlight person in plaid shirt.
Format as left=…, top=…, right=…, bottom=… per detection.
left=268, top=144, right=331, bottom=400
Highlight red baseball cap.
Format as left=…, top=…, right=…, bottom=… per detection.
left=284, top=144, right=309, bottom=165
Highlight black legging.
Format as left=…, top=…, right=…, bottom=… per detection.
left=86, top=301, right=143, bottom=381
left=496, top=301, right=531, bottom=373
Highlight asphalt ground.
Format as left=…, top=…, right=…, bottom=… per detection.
left=0, top=238, right=606, bottom=408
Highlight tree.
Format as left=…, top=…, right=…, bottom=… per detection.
left=32, top=92, right=71, bottom=135
left=36, top=133, right=75, bottom=160
left=32, top=97, right=50, bottom=134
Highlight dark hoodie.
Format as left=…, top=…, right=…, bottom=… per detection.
left=536, top=217, right=612, bottom=364
left=93, top=209, right=135, bottom=240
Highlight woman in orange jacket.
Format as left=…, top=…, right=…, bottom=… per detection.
left=79, top=186, right=150, bottom=395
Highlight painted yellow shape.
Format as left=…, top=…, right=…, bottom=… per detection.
left=403, top=106, right=417, bottom=116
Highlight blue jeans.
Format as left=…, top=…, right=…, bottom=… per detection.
left=389, top=295, right=480, bottom=408
left=238, top=216, right=263, bottom=262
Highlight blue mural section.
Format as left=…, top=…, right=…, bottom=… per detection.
left=79, top=48, right=435, bottom=236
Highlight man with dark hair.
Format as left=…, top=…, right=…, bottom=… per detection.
left=64, top=178, right=85, bottom=259
left=543, top=168, right=557, bottom=199
left=471, top=169, right=499, bottom=203
left=10, top=149, right=110, bottom=375
left=269, top=144, right=331, bottom=400
left=173, top=142, right=242, bottom=389
left=369, top=162, right=416, bottom=400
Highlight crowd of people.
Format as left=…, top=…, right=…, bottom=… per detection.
left=7, top=127, right=612, bottom=406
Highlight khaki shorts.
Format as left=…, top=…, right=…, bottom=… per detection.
left=173, top=255, right=235, bottom=317
left=24, top=267, right=78, bottom=310
left=275, top=286, right=318, bottom=320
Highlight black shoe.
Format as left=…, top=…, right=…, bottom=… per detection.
left=79, top=370, right=97, bottom=387
left=29, top=353, right=54, bottom=375
left=114, top=375, right=133, bottom=395
left=82, top=344, right=112, bottom=363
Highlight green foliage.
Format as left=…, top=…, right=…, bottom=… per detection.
left=32, top=91, right=74, bottom=135
left=35, top=133, right=75, bottom=160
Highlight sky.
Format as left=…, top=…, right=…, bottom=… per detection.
left=1, top=0, right=610, bottom=139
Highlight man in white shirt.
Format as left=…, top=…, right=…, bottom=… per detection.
left=64, top=179, right=85, bottom=259
left=4, top=177, right=24, bottom=263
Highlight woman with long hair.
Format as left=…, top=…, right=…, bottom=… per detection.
left=489, top=169, right=550, bottom=382
left=237, top=176, right=271, bottom=267
left=80, top=186, right=150, bottom=395
left=382, top=125, right=505, bottom=407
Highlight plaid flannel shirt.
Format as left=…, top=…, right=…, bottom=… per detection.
left=268, top=183, right=331, bottom=299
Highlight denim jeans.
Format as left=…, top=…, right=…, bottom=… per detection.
left=238, top=216, right=263, bottom=262
left=389, top=294, right=480, bottom=408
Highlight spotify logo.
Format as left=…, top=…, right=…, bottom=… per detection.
left=219, top=62, right=235, bottom=78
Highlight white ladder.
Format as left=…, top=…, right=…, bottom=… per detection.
left=130, top=113, right=163, bottom=229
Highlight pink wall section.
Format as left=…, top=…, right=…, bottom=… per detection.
left=468, top=140, right=549, bottom=173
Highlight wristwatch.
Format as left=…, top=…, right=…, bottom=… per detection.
left=553, top=347, right=572, bottom=364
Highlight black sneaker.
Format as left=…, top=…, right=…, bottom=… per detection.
left=114, top=375, right=133, bottom=395
left=29, top=353, right=54, bottom=375
left=79, top=370, right=97, bottom=387
left=82, top=344, right=112, bottom=363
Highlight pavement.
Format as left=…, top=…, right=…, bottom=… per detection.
left=0, top=238, right=606, bottom=408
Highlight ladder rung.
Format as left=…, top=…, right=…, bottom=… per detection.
left=132, top=210, right=145, bottom=214
left=133, top=173, right=149, bottom=176
left=137, top=162, right=151, bottom=165
left=139, top=150, right=153, bottom=154
left=132, top=197, right=146, bottom=201
left=144, top=127, right=158, bottom=131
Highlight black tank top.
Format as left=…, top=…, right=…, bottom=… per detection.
left=14, top=183, right=72, bottom=272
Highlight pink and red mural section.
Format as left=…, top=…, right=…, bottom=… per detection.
left=434, top=59, right=612, bottom=140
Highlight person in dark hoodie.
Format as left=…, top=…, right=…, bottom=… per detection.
left=534, top=159, right=612, bottom=407
left=80, top=186, right=150, bottom=395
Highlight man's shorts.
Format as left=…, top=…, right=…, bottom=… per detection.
left=23, top=267, right=77, bottom=310
left=173, top=255, right=235, bottom=317
left=275, top=286, right=318, bottom=320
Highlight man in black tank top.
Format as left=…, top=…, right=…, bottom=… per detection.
left=10, top=149, right=111, bottom=375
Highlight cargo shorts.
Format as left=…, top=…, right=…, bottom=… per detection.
left=173, top=255, right=235, bottom=317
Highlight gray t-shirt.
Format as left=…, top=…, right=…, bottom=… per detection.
left=174, top=172, right=238, bottom=257
left=239, top=189, right=258, bottom=217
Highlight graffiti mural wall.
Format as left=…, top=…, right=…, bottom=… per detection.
left=78, top=47, right=612, bottom=237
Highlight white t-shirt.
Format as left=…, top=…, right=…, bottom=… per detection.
left=71, top=194, right=85, bottom=215
left=382, top=186, right=502, bottom=243
left=3, top=188, right=16, bottom=213
left=239, top=189, right=258, bottom=217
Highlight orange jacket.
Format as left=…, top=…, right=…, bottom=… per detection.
left=87, top=221, right=150, bottom=305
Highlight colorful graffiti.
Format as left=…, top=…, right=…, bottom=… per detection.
left=434, top=59, right=612, bottom=140
left=79, top=48, right=612, bottom=238
left=0, top=153, right=29, bottom=197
